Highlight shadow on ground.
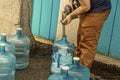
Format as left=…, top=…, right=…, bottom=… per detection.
left=15, top=41, right=120, bottom=80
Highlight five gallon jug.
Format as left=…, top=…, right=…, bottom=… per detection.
left=8, top=28, right=30, bottom=70
left=0, top=44, right=16, bottom=80
left=0, top=33, right=15, bottom=53
left=68, top=57, right=90, bottom=80
left=51, top=35, right=75, bottom=74
left=48, top=66, right=79, bottom=80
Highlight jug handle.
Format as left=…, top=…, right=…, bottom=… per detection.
left=57, top=53, right=62, bottom=68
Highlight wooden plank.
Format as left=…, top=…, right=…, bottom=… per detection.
left=109, top=0, right=120, bottom=59
left=31, top=0, right=42, bottom=36
left=97, top=0, right=118, bottom=55
left=39, top=0, right=53, bottom=39
left=49, top=0, right=60, bottom=40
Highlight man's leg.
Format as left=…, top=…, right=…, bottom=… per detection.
left=75, top=10, right=110, bottom=69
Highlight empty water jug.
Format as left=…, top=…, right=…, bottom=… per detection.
left=68, top=57, right=90, bottom=80
left=0, top=33, right=15, bottom=53
left=51, top=35, right=75, bottom=73
left=8, top=28, right=30, bottom=70
left=0, top=44, right=16, bottom=80
left=48, top=66, right=79, bottom=80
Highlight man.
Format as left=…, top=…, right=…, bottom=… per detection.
left=62, top=0, right=111, bottom=69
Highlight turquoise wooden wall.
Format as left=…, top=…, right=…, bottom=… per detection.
left=97, top=0, right=120, bottom=59
left=31, top=0, right=60, bottom=40
left=31, top=0, right=120, bottom=59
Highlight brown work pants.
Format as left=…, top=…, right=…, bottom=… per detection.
left=75, top=10, right=111, bottom=69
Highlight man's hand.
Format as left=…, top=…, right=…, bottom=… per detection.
left=62, top=14, right=72, bottom=25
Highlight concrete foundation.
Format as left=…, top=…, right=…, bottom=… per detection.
left=0, top=0, right=20, bottom=36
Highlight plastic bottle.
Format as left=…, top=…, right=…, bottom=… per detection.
left=48, top=66, right=79, bottom=80
left=8, top=28, right=30, bottom=70
left=68, top=57, right=90, bottom=80
left=51, top=35, right=75, bottom=73
left=0, top=33, right=15, bottom=53
left=0, top=44, right=16, bottom=80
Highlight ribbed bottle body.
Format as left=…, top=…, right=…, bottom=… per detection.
left=0, top=44, right=16, bottom=80
left=8, top=28, right=30, bottom=70
left=51, top=36, right=75, bottom=74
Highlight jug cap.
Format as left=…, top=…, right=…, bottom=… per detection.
left=61, top=66, right=69, bottom=70
left=17, top=27, right=22, bottom=30
left=73, top=57, right=80, bottom=61
left=1, top=33, right=6, bottom=36
left=0, top=43, right=6, bottom=46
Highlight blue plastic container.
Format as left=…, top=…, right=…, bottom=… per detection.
left=0, top=33, right=15, bottom=53
left=0, top=44, right=16, bottom=80
left=48, top=66, right=79, bottom=80
left=8, top=28, right=30, bottom=70
left=68, top=57, right=90, bottom=80
left=51, top=35, right=75, bottom=74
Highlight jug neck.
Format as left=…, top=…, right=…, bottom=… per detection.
left=61, top=66, right=69, bottom=76
left=62, top=35, right=67, bottom=42
left=1, top=33, right=7, bottom=42
left=0, top=44, right=6, bottom=54
left=16, top=28, right=22, bottom=37
left=73, top=57, right=80, bottom=67
left=73, top=60, right=79, bottom=67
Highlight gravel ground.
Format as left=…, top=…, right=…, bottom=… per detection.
left=15, top=41, right=120, bottom=80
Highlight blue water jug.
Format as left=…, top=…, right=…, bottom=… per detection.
left=51, top=35, right=75, bottom=73
left=8, top=28, right=30, bottom=70
left=68, top=57, right=90, bottom=80
left=48, top=66, right=79, bottom=80
left=0, top=44, right=16, bottom=80
left=0, top=33, right=15, bottom=53
left=51, top=23, right=75, bottom=74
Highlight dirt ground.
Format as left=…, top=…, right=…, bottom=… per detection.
left=15, top=41, right=120, bottom=80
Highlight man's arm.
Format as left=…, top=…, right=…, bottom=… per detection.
left=62, top=0, right=91, bottom=25
left=69, top=0, right=91, bottom=17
